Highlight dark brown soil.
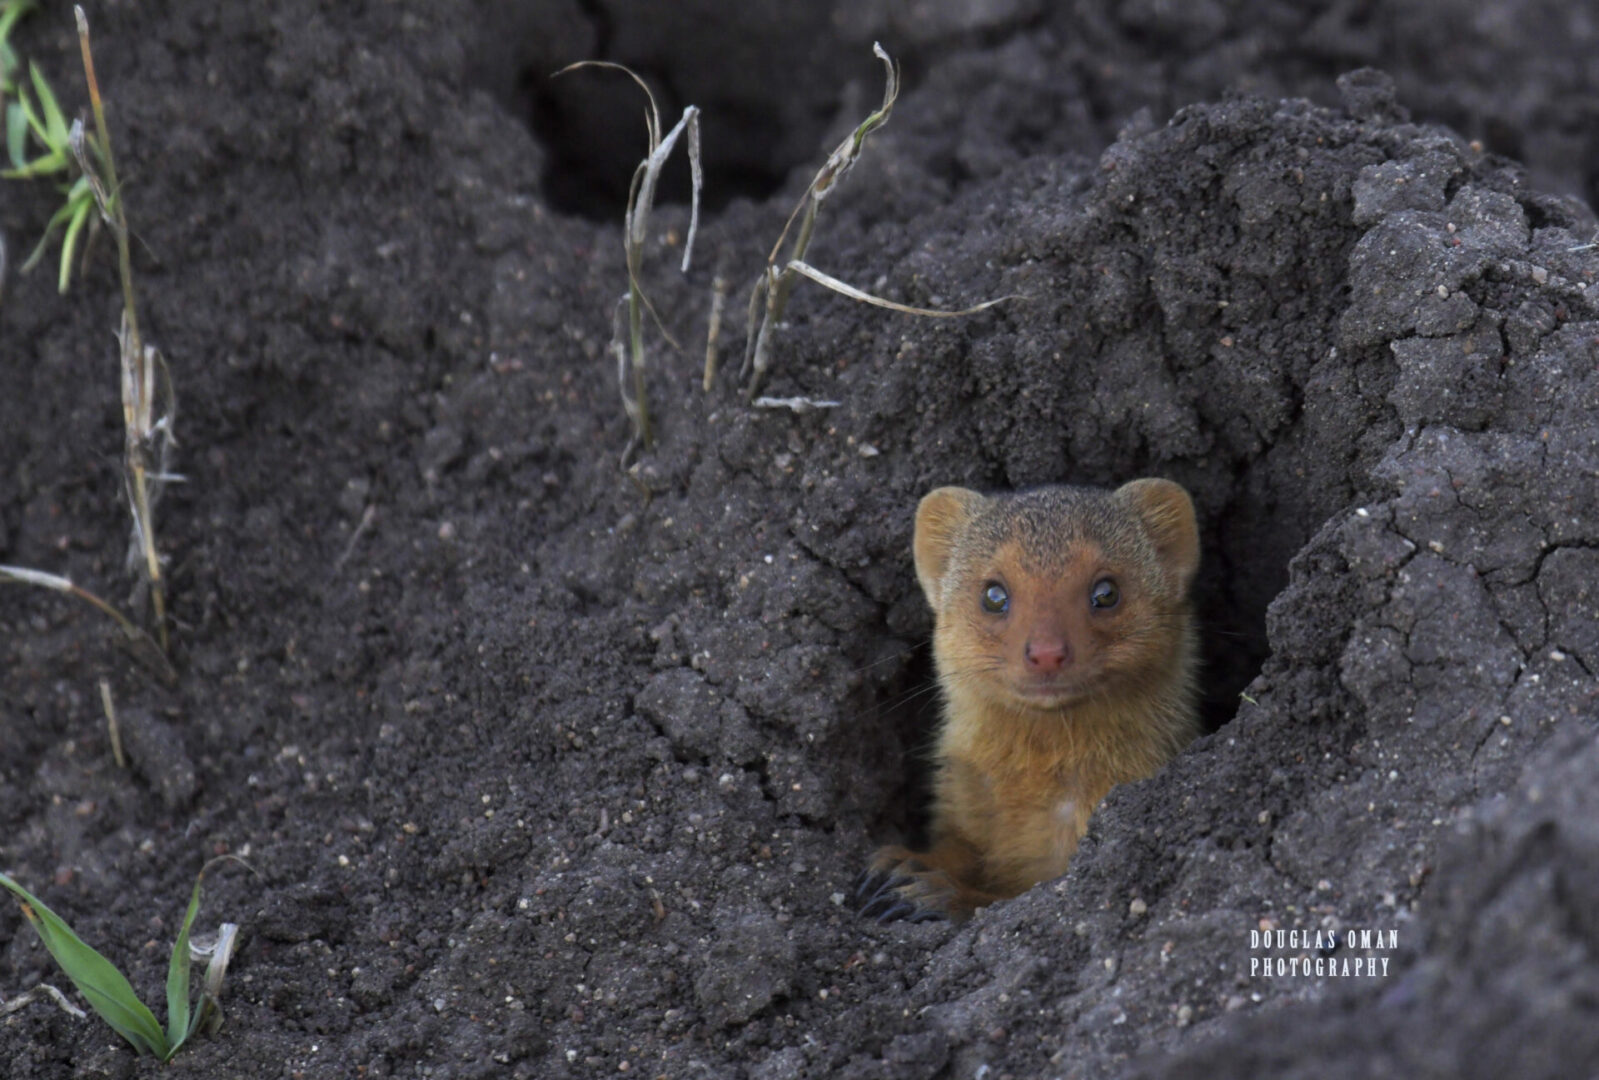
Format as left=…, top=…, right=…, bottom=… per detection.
left=3, top=3, right=1597, bottom=1078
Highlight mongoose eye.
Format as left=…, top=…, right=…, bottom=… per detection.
left=1090, top=579, right=1120, bottom=610
left=980, top=582, right=1010, bottom=614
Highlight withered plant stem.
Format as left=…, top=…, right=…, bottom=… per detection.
left=76, top=5, right=166, bottom=651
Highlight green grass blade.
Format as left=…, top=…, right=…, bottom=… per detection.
left=18, top=195, right=72, bottom=270
left=57, top=195, right=89, bottom=292
left=0, top=871, right=170, bottom=1058
left=0, top=1, right=33, bottom=88
left=164, top=873, right=205, bottom=1053
left=1, top=86, right=66, bottom=177
left=27, top=61, right=65, bottom=146
left=0, top=0, right=37, bottom=43
left=0, top=145, right=66, bottom=178
left=13, top=79, right=47, bottom=146
left=6, top=100, right=26, bottom=168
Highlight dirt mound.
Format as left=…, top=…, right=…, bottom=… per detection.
left=3, top=3, right=1596, bottom=1078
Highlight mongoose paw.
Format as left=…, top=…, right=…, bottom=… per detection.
left=854, top=847, right=959, bottom=923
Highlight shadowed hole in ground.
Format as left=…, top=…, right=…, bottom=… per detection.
left=468, top=3, right=866, bottom=221
left=869, top=641, right=942, bottom=848
left=468, top=2, right=939, bottom=222
left=524, top=65, right=793, bottom=220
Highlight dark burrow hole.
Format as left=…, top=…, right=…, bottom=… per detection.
left=522, top=66, right=792, bottom=220
left=468, top=4, right=900, bottom=222
left=1194, top=546, right=1277, bottom=735
left=874, top=643, right=942, bottom=850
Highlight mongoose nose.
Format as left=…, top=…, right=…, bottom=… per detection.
left=1024, top=638, right=1069, bottom=673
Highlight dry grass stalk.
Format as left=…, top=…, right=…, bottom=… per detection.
left=76, top=5, right=175, bottom=651
left=0, top=564, right=176, bottom=682
left=99, top=677, right=124, bottom=767
left=702, top=274, right=727, bottom=391
left=555, top=60, right=701, bottom=464
left=742, top=44, right=1016, bottom=398
left=0, top=10, right=178, bottom=677
left=0, top=983, right=88, bottom=1021
left=742, top=43, right=900, bottom=397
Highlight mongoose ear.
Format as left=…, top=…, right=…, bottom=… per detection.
left=914, top=487, right=986, bottom=608
left=1117, top=478, right=1199, bottom=592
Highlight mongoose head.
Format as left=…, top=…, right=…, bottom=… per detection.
left=914, top=479, right=1198, bottom=712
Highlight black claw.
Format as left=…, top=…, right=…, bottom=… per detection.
left=858, top=892, right=893, bottom=919
left=907, top=908, right=947, bottom=924
left=877, top=900, right=920, bottom=923
left=859, top=876, right=911, bottom=918
left=866, top=875, right=911, bottom=909
left=853, top=867, right=884, bottom=902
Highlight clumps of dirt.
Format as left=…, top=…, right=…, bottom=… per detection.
left=1128, top=729, right=1599, bottom=1080
left=3, top=3, right=1599, bottom=1079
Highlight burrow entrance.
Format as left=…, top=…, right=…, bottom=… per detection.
left=468, top=2, right=895, bottom=221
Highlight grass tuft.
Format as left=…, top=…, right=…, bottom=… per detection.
left=555, top=60, right=701, bottom=465
left=0, top=7, right=178, bottom=663
left=741, top=43, right=1015, bottom=398
left=2, top=60, right=98, bottom=291
left=0, top=857, right=245, bottom=1061
left=75, top=6, right=177, bottom=653
left=741, top=43, right=900, bottom=397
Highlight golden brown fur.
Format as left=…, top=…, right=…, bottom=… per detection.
left=860, top=479, right=1201, bottom=921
